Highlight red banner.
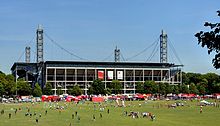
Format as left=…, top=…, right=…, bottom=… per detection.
left=92, top=97, right=104, bottom=102
left=98, top=70, right=104, bottom=80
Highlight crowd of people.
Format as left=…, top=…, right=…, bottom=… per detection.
left=0, top=99, right=158, bottom=125
left=2, top=97, right=219, bottom=125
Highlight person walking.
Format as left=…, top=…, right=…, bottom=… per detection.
left=9, top=113, right=11, bottom=119
left=200, top=106, right=203, bottom=113
left=36, top=118, right=39, bottom=123
left=93, top=114, right=96, bottom=121
left=72, top=113, right=74, bottom=119
left=75, top=111, right=78, bottom=116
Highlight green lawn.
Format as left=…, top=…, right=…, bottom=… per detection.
left=0, top=100, right=220, bottom=126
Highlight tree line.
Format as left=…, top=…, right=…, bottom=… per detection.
left=1, top=70, right=220, bottom=97
left=136, top=72, right=220, bottom=95
left=87, top=72, right=220, bottom=95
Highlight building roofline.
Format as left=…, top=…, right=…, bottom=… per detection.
left=11, top=60, right=183, bottom=71
left=11, top=62, right=38, bottom=71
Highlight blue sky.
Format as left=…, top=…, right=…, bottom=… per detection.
left=0, top=0, right=220, bottom=74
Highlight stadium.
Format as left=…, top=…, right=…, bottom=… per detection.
left=11, top=25, right=182, bottom=95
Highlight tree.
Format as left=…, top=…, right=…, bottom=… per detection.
left=0, top=73, right=6, bottom=96
left=158, top=82, right=166, bottom=95
left=197, top=78, right=208, bottom=93
left=0, top=83, right=4, bottom=96
left=68, top=85, right=82, bottom=96
left=88, top=79, right=105, bottom=95
left=185, top=73, right=202, bottom=85
left=104, top=88, right=111, bottom=95
left=5, top=74, right=16, bottom=95
left=136, top=82, right=144, bottom=93
left=165, top=83, right=171, bottom=94
left=197, top=84, right=206, bottom=95
left=189, top=83, right=199, bottom=94
left=213, top=83, right=220, bottom=93
left=180, top=84, right=189, bottom=94
left=202, top=73, right=219, bottom=85
left=144, top=81, right=156, bottom=94
left=152, top=83, right=159, bottom=94
left=57, top=88, right=62, bottom=95
left=110, top=80, right=122, bottom=94
left=195, top=10, right=220, bottom=69
left=182, top=72, right=190, bottom=84
left=202, top=73, right=220, bottom=93
left=0, top=73, right=8, bottom=95
left=33, top=83, right=42, bottom=97
left=171, top=85, right=179, bottom=94
left=17, top=79, right=31, bottom=96
left=43, top=82, right=53, bottom=95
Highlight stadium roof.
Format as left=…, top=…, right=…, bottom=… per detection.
left=11, top=61, right=183, bottom=71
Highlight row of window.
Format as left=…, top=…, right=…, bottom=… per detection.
left=47, top=75, right=166, bottom=81
left=47, top=69, right=168, bottom=76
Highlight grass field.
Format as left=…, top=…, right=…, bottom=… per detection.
left=0, top=100, right=220, bottom=126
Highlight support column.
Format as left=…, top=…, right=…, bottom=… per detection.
left=75, top=69, right=77, bottom=85
left=168, top=69, right=172, bottom=84
left=45, top=67, right=48, bottom=89
left=114, top=68, right=116, bottom=80
left=54, top=68, right=57, bottom=95
left=95, top=69, right=97, bottom=79
left=104, top=69, right=106, bottom=89
left=36, top=25, right=44, bottom=63
left=64, top=68, right=67, bottom=94
left=26, top=71, right=28, bottom=82
left=133, top=69, right=135, bottom=94
left=152, top=70, right=153, bottom=81
left=160, top=30, right=168, bottom=63
left=124, top=69, right=126, bottom=94
left=180, top=69, right=182, bottom=85
left=85, top=69, right=87, bottom=95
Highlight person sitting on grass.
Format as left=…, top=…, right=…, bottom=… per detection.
left=25, top=112, right=29, bottom=116
left=142, top=112, right=149, bottom=118
left=150, top=114, right=156, bottom=121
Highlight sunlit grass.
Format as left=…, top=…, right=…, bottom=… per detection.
left=0, top=100, right=219, bottom=126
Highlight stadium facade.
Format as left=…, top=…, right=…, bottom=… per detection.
left=11, top=26, right=183, bottom=95
left=11, top=61, right=182, bottom=95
